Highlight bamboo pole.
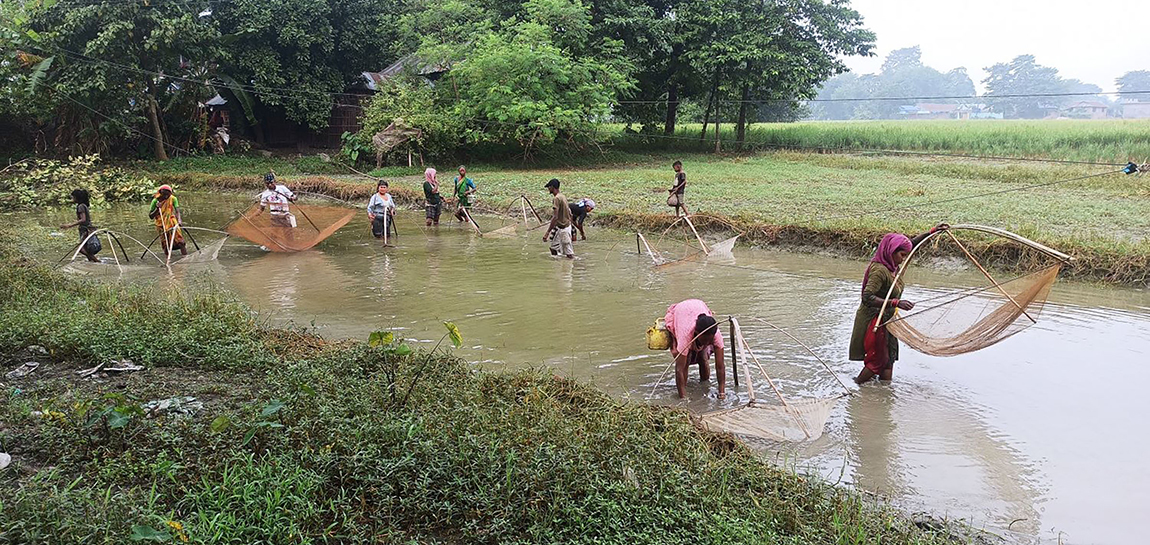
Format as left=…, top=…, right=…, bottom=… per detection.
left=681, top=214, right=710, bottom=255
left=945, top=230, right=1035, bottom=323
left=106, top=233, right=123, bottom=273
left=460, top=206, right=482, bottom=235
left=733, top=319, right=754, bottom=402
left=521, top=195, right=544, bottom=223
left=738, top=331, right=812, bottom=438
left=746, top=316, right=852, bottom=395
left=728, top=317, right=739, bottom=388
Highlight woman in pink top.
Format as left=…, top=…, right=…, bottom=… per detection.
left=664, top=299, right=726, bottom=399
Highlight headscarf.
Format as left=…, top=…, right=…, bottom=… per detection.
left=577, top=198, right=596, bottom=209
left=154, top=184, right=174, bottom=200
left=424, top=168, right=438, bottom=192
left=862, top=233, right=911, bottom=293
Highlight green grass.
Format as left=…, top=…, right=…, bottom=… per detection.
left=0, top=233, right=958, bottom=544
left=612, top=119, right=1150, bottom=164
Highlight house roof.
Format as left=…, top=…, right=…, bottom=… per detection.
left=914, top=103, right=958, bottom=113
left=1067, top=100, right=1109, bottom=109
left=362, top=55, right=450, bottom=91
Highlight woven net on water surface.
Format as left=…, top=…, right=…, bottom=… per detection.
left=697, top=318, right=848, bottom=442
left=700, top=397, right=841, bottom=442
left=176, top=235, right=229, bottom=263
left=226, top=203, right=356, bottom=252
left=884, top=263, right=1061, bottom=357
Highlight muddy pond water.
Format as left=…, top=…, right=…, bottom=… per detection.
left=17, top=192, right=1150, bottom=545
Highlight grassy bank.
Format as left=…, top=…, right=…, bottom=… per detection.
left=0, top=233, right=956, bottom=544
left=149, top=150, right=1150, bottom=285
left=614, top=120, right=1150, bottom=164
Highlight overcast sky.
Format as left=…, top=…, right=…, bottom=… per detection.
left=841, top=0, right=1145, bottom=93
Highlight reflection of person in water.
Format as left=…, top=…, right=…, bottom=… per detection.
left=845, top=385, right=1042, bottom=536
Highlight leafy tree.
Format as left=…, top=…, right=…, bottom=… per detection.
left=982, top=55, right=1065, bottom=119
left=1116, top=70, right=1150, bottom=98
left=676, top=0, right=873, bottom=145
left=810, top=47, right=974, bottom=120
left=213, top=0, right=408, bottom=135
left=13, top=0, right=221, bottom=159
left=394, top=0, right=633, bottom=157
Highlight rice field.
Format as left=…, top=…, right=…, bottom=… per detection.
left=611, top=119, right=1150, bottom=164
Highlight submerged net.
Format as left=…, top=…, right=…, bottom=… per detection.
left=485, top=223, right=520, bottom=238
left=176, top=235, right=229, bottom=264
left=697, top=318, right=848, bottom=442
left=707, top=235, right=739, bottom=256
left=226, top=203, right=356, bottom=252
left=700, top=397, right=841, bottom=442
left=885, top=263, right=1061, bottom=356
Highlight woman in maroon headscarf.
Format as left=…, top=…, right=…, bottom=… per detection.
left=850, top=223, right=948, bottom=384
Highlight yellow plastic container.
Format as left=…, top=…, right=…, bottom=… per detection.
left=646, top=318, right=672, bottom=351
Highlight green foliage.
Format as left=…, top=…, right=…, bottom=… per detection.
left=213, top=0, right=407, bottom=131
left=358, top=75, right=465, bottom=160
left=0, top=250, right=273, bottom=369
left=339, top=130, right=373, bottom=164
left=0, top=154, right=157, bottom=210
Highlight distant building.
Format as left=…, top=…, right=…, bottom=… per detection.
left=1120, top=100, right=1150, bottom=119
left=1063, top=101, right=1110, bottom=119
left=899, top=103, right=1001, bottom=120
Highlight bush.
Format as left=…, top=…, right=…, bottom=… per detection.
left=0, top=154, right=157, bottom=210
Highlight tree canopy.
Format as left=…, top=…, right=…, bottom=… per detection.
left=2, top=0, right=877, bottom=159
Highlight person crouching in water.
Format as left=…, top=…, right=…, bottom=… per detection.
left=257, top=172, right=297, bottom=228
left=850, top=224, right=948, bottom=384
left=423, top=168, right=443, bottom=226
left=542, top=178, right=574, bottom=259
left=148, top=184, right=186, bottom=257
left=665, top=299, right=725, bottom=399
left=60, top=188, right=101, bottom=262
left=569, top=198, right=595, bottom=241
left=367, top=180, right=397, bottom=240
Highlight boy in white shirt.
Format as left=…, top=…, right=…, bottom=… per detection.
left=257, top=172, right=297, bottom=227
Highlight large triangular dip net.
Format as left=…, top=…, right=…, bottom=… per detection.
left=226, top=203, right=356, bottom=252
left=698, top=317, right=851, bottom=442
left=877, top=224, right=1070, bottom=357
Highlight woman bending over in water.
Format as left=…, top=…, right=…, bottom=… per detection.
left=850, top=223, right=948, bottom=384
left=665, top=298, right=725, bottom=399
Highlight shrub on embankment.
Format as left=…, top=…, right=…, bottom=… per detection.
left=0, top=234, right=953, bottom=544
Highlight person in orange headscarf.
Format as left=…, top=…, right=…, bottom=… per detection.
left=148, top=184, right=186, bottom=257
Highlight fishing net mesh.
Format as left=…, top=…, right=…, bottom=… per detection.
left=226, top=203, right=356, bottom=252
left=485, top=223, right=520, bottom=238
left=707, top=235, right=739, bottom=256
left=885, top=264, right=1061, bottom=356
left=176, top=235, right=228, bottom=263
left=698, top=322, right=843, bottom=442
left=700, top=397, right=841, bottom=442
